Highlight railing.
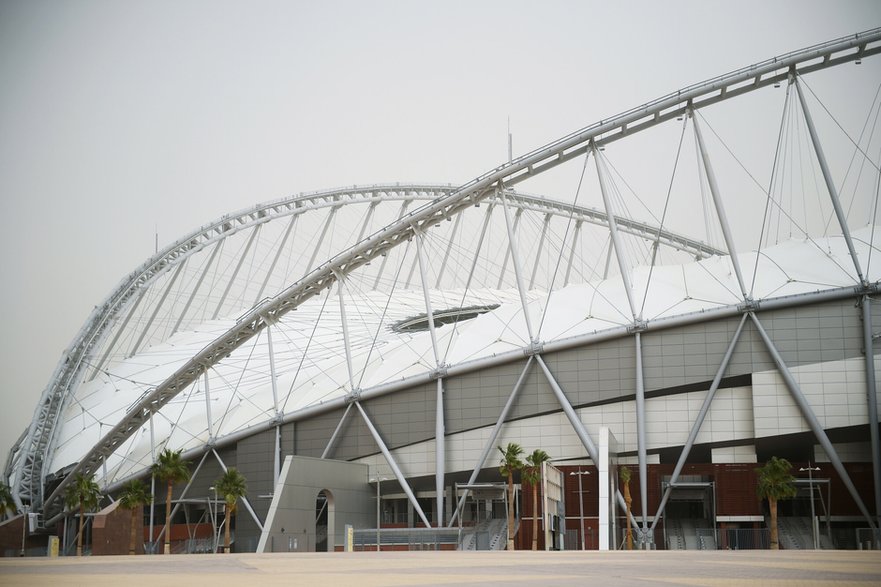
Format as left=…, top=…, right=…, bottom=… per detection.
left=856, top=528, right=881, bottom=550
left=352, top=527, right=462, bottom=551
left=716, top=528, right=771, bottom=550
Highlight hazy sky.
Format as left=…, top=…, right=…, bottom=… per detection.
left=1, top=0, right=880, bottom=464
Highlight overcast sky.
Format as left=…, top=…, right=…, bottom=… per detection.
left=1, top=0, right=879, bottom=464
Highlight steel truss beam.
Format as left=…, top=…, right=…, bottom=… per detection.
left=29, top=28, right=881, bottom=513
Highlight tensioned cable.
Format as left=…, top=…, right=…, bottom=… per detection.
left=801, top=75, right=881, bottom=175
left=868, top=141, right=881, bottom=276
left=751, top=81, right=794, bottom=298
left=280, top=286, right=334, bottom=414
left=211, top=335, right=262, bottom=437
left=639, top=115, right=689, bottom=319
left=354, top=238, right=413, bottom=392
left=832, top=79, right=881, bottom=224
left=698, top=109, right=825, bottom=241
left=536, top=150, right=592, bottom=340
left=602, top=156, right=663, bottom=226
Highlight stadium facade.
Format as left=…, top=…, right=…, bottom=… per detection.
left=3, top=29, right=881, bottom=554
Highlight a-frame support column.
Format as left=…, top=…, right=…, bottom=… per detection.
left=750, top=313, right=876, bottom=529
left=448, top=357, right=534, bottom=526
left=354, top=401, right=432, bottom=528
left=650, top=314, right=747, bottom=531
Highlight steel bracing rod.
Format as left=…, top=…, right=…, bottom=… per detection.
left=212, top=449, right=264, bottom=531
left=321, top=403, right=353, bottom=460
left=794, top=76, right=867, bottom=286
left=749, top=312, right=877, bottom=528
left=563, top=221, right=583, bottom=288
left=333, top=271, right=356, bottom=391
left=650, top=314, right=747, bottom=531
left=863, top=296, right=881, bottom=530
left=691, top=109, right=749, bottom=299
left=152, top=451, right=210, bottom=545
left=435, top=212, right=463, bottom=289
left=203, top=370, right=213, bottom=442
left=353, top=401, right=432, bottom=528
left=305, top=207, right=338, bottom=275
left=459, top=203, right=495, bottom=297
left=593, top=145, right=638, bottom=318
left=536, top=355, right=598, bottom=462
left=448, top=356, right=534, bottom=527
left=634, top=332, right=648, bottom=532
left=535, top=354, right=640, bottom=532
left=603, top=235, right=614, bottom=280
left=173, top=240, right=223, bottom=335
left=254, top=214, right=299, bottom=306
left=500, top=189, right=536, bottom=341
left=129, top=259, right=187, bottom=357
left=373, top=200, right=411, bottom=290
left=497, top=207, right=524, bottom=289
left=529, top=213, right=552, bottom=290
left=36, top=31, right=881, bottom=511
left=212, top=224, right=262, bottom=320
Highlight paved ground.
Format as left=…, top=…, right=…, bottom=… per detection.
left=1, top=550, right=880, bottom=587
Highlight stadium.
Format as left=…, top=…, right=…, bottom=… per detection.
left=3, top=28, right=881, bottom=555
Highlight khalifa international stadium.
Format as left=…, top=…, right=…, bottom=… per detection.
left=3, top=28, right=881, bottom=555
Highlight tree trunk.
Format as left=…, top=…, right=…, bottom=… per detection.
left=224, top=506, right=232, bottom=553
left=770, top=497, right=779, bottom=550
left=164, top=480, right=173, bottom=554
left=129, top=508, right=138, bottom=555
left=531, top=481, right=539, bottom=551
left=76, top=503, right=84, bottom=557
left=507, top=472, right=515, bottom=550
left=623, top=484, right=633, bottom=550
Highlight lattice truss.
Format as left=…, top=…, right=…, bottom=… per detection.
left=6, top=29, right=881, bottom=531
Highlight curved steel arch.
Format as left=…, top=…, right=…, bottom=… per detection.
left=8, top=183, right=721, bottom=507
left=34, top=27, right=881, bottom=514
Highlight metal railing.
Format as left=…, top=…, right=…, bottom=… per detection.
left=352, top=527, right=462, bottom=551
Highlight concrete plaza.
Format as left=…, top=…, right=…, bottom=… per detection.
left=1, top=550, right=881, bottom=587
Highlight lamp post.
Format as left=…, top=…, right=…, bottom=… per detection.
left=20, top=504, right=29, bottom=557
left=569, top=469, right=591, bottom=550
left=209, top=486, right=219, bottom=553
left=370, top=476, right=387, bottom=552
left=799, top=463, right=821, bottom=549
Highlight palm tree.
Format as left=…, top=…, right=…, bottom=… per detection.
left=150, top=449, right=191, bottom=554
left=523, top=449, right=551, bottom=551
left=0, top=482, right=16, bottom=520
left=756, top=456, right=797, bottom=550
left=215, top=468, right=248, bottom=553
left=498, top=442, right=524, bottom=550
left=619, top=466, right=633, bottom=550
left=118, top=479, right=152, bottom=555
left=63, top=473, right=100, bottom=556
